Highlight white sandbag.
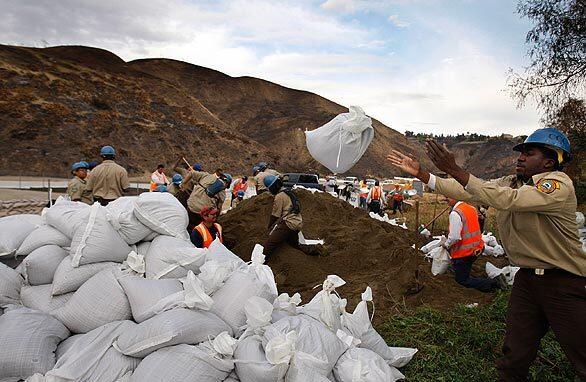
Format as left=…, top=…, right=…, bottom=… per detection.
left=305, top=106, right=374, bottom=174
left=135, top=241, right=152, bottom=257
left=20, top=245, right=68, bottom=285
left=130, top=340, right=235, bottom=382
left=481, top=233, right=498, bottom=248
left=197, top=258, right=241, bottom=295
left=45, top=320, right=140, bottom=382
left=430, top=246, right=450, bottom=276
left=241, top=296, right=274, bottom=338
left=211, top=269, right=277, bottom=335
left=70, top=204, right=132, bottom=267
left=52, top=256, right=118, bottom=296
left=225, top=370, right=241, bottom=382
left=300, top=275, right=346, bottom=332
left=272, top=292, right=302, bottom=323
left=55, top=334, right=84, bottom=362
left=485, top=262, right=520, bottom=286
left=207, top=238, right=246, bottom=265
left=234, top=335, right=288, bottom=382
left=16, top=225, right=71, bottom=257
left=45, top=198, right=90, bottom=239
left=342, top=287, right=418, bottom=367
left=0, top=214, right=41, bottom=257
left=248, top=244, right=279, bottom=296
left=420, top=235, right=446, bottom=254
left=118, top=276, right=182, bottom=322
left=115, top=308, right=232, bottom=358
left=106, top=196, right=155, bottom=244
left=0, top=262, right=23, bottom=306
left=133, top=192, right=189, bottom=240
left=333, top=347, right=405, bottom=382
left=144, top=235, right=206, bottom=279
left=21, top=284, right=73, bottom=313
left=264, top=315, right=348, bottom=375
left=0, top=307, right=69, bottom=380
left=52, top=268, right=132, bottom=333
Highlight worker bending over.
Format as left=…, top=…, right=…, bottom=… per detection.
left=387, top=127, right=585, bottom=380
left=254, top=162, right=280, bottom=195
left=445, top=197, right=501, bottom=292
left=168, top=174, right=183, bottom=197
left=185, top=169, right=231, bottom=230
left=366, top=180, right=385, bottom=215
left=190, top=207, right=223, bottom=248
left=150, top=164, right=168, bottom=191
left=230, top=176, right=248, bottom=206
left=67, top=161, right=92, bottom=205
left=232, top=190, right=245, bottom=208
left=263, top=175, right=322, bottom=260
left=84, top=146, right=129, bottom=206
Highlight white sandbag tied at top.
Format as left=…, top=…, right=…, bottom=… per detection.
left=234, top=335, right=289, bottom=382
left=118, top=276, right=183, bottom=322
left=16, top=225, right=71, bottom=257
left=106, top=196, right=156, bottom=244
left=0, top=307, right=70, bottom=381
left=334, top=347, right=406, bottom=382
left=144, top=235, right=206, bottom=279
left=133, top=192, right=190, bottom=240
left=45, top=197, right=90, bottom=239
left=70, top=203, right=133, bottom=267
left=0, top=214, right=42, bottom=257
left=305, top=106, right=374, bottom=174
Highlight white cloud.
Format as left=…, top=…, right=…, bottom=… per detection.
left=388, top=15, right=410, bottom=28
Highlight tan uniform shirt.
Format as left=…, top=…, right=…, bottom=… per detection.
left=255, top=169, right=280, bottom=193
left=186, top=171, right=226, bottom=214
left=181, top=169, right=199, bottom=193
left=67, top=177, right=92, bottom=205
left=167, top=183, right=180, bottom=196
left=434, top=171, right=585, bottom=276
left=272, top=191, right=303, bottom=231
left=85, top=160, right=130, bottom=200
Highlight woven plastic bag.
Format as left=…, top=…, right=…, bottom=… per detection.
left=0, top=214, right=42, bottom=257
left=305, top=106, right=374, bottom=174
left=20, top=245, right=68, bottom=285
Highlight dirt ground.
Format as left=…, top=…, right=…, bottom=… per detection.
left=220, top=189, right=510, bottom=325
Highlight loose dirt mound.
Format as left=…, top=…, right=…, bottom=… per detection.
left=220, top=190, right=509, bottom=324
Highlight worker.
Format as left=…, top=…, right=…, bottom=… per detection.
left=67, top=161, right=92, bottom=205
left=366, top=180, right=385, bottom=215
left=190, top=206, right=222, bottom=248
left=88, top=161, right=99, bottom=172
left=230, top=176, right=248, bottom=206
left=154, top=185, right=167, bottom=192
left=444, top=197, right=501, bottom=292
left=254, top=162, right=280, bottom=195
left=168, top=174, right=183, bottom=196
left=389, top=184, right=405, bottom=215
left=232, top=190, right=245, bottom=208
left=150, top=164, right=169, bottom=192
left=263, top=175, right=322, bottom=260
left=387, top=127, right=585, bottom=381
left=84, top=146, right=130, bottom=206
left=359, top=177, right=367, bottom=189
left=186, top=169, right=232, bottom=230
left=358, top=186, right=369, bottom=210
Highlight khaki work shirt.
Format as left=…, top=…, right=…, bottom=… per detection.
left=67, top=177, right=92, bottom=205
left=272, top=191, right=303, bottom=231
left=186, top=171, right=225, bottom=214
left=434, top=171, right=585, bottom=276
left=167, top=183, right=180, bottom=196
left=255, top=169, right=280, bottom=193
left=85, top=160, right=130, bottom=200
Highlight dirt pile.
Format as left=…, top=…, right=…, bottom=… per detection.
left=220, top=190, right=509, bottom=324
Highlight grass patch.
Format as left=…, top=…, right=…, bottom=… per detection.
left=376, top=291, right=577, bottom=381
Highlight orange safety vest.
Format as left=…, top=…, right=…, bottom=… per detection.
left=393, top=191, right=404, bottom=201
left=371, top=186, right=382, bottom=200
left=450, top=203, right=484, bottom=259
left=193, top=223, right=223, bottom=248
left=232, top=180, right=248, bottom=197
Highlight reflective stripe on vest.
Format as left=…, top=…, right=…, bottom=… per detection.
left=450, top=203, right=484, bottom=259
left=194, top=223, right=223, bottom=248
left=372, top=186, right=382, bottom=200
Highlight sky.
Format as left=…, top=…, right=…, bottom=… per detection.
left=0, top=0, right=542, bottom=135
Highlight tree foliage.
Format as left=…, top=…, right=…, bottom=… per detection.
left=509, top=0, right=586, bottom=115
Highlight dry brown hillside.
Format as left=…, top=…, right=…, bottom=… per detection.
left=0, top=44, right=432, bottom=178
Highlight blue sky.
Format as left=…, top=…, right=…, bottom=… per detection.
left=0, top=0, right=541, bottom=135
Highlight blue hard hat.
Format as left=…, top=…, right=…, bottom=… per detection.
left=193, top=163, right=202, bottom=171
left=257, top=162, right=268, bottom=171
left=88, top=161, right=99, bottom=170
left=100, top=145, right=116, bottom=156
left=172, top=174, right=183, bottom=184
left=71, top=161, right=89, bottom=171
left=237, top=190, right=245, bottom=197
left=154, top=185, right=168, bottom=192
left=221, top=173, right=232, bottom=185
left=513, top=128, right=571, bottom=158
left=263, top=174, right=278, bottom=188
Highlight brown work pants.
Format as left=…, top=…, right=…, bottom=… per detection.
left=264, top=223, right=316, bottom=260
left=496, top=268, right=586, bottom=381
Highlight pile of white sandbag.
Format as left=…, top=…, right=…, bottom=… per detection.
left=481, top=233, right=505, bottom=257
left=369, top=212, right=408, bottom=230
left=0, top=196, right=416, bottom=382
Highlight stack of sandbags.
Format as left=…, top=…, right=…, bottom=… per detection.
left=0, top=214, right=42, bottom=257
left=485, top=262, right=519, bottom=286
left=481, top=233, right=505, bottom=257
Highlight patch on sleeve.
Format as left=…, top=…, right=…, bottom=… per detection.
left=536, top=178, right=560, bottom=194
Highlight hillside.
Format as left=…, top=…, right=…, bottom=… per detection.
left=0, top=44, right=433, bottom=178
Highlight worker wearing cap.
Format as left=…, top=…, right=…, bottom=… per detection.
left=186, top=170, right=231, bottom=230
left=180, top=163, right=204, bottom=193
left=84, top=146, right=130, bottom=206
left=168, top=174, right=183, bottom=196
left=263, top=174, right=323, bottom=260
left=172, top=156, right=202, bottom=192
left=387, top=128, right=585, bottom=380
left=67, top=161, right=92, bottom=205
left=150, top=164, right=168, bottom=192
left=254, top=162, right=280, bottom=195
left=190, top=207, right=223, bottom=248
left=232, top=190, right=245, bottom=208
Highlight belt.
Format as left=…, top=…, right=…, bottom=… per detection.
left=521, top=267, right=569, bottom=276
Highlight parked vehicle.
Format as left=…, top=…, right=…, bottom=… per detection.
left=282, top=173, right=324, bottom=190
left=343, top=176, right=358, bottom=185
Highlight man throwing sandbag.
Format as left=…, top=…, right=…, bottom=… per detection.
left=263, top=175, right=323, bottom=260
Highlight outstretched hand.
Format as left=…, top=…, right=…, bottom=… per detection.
left=425, top=139, right=470, bottom=186
left=386, top=150, right=430, bottom=183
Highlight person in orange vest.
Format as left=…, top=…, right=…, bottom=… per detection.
left=445, top=198, right=502, bottom=292
left=190, top=206, right=223, bottom=248
left=389, top=184, right=405, bottom=215
left=230, top=176, right=248, bottom=206
left=150, top=164, right=169, bottom=192
left=358, top=186, right=369, bottom=210
left=366, top=180, right=385, bottom=215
